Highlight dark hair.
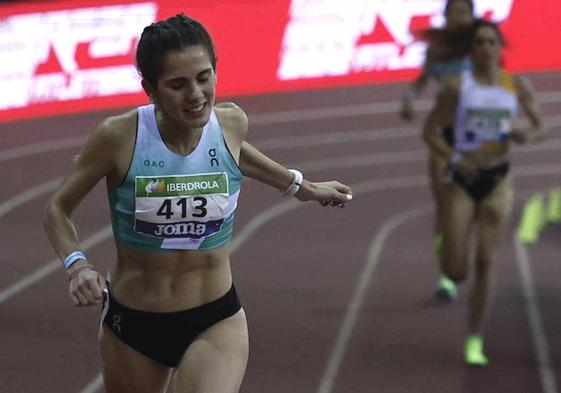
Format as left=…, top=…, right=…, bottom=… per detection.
left=469, top=19, right=506, bottom=48
left=136, top=13, right=217, bottom=86
left=414, top=0, right=475, bottom=62
left=419, top=21, right=475, bottom=62
left=444, top=0, right=474, bottom=15
left=420, top=19, right=506, bottom=63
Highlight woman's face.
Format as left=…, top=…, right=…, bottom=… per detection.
left=150, top=45, right=216, bottom=130
left=470, top=26, right=502, bottom=68
left=446, top=0, right=474, bottom=28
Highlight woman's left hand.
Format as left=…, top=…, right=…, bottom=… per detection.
left=510, top=129, right=528, bottom=144
left=296, top=180, right=353, bottom=207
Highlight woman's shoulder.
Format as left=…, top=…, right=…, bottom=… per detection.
left=214, top=102, right=248, bottom=139
left=93, top=108, right=138, bottom=144
left=440, top=74, right=462, bottom=97
left=510, top=73, right=535, bottom=100
left=214, top=102, right=247, bottom=122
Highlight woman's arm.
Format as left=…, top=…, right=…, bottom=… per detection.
left=43, top=115, right=130, bottom=306
left=422, top=77, right=477, bottom=177
left=218, top=102, right=353, bottom=206
left=240, top=142, right=352, bottom=206
left=401, top=69, right=430, bottom=121
left=422, top=80, right=458, bottom=161
left=512, top=75, right=547, bottom=143
left=400, top=49, right=434, bottom=120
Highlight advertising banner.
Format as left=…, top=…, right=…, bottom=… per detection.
left=1, top=0, right=560, bottom=122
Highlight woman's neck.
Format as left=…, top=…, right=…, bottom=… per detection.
left=472, top=64, right=501, bottom=86
left=155, top=109, right=203, bottom=156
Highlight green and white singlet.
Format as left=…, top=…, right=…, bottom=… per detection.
left=108, top=105, right=243, bottom=251
left=454, top=69, right=518, bottom=153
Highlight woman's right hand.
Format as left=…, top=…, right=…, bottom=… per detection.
left=68, top=264, right=107, bottom=307
left=454, top=156, right=479, bottom=179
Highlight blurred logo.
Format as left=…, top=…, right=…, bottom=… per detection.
left=145, top=179, right=165, bottom=194
left=0, top=3, right=157, bottom=111
left=278, top=0, right=514, bottom=80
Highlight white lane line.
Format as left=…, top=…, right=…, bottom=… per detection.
left=515, top=240, right=558, bottom=393
left=2, top=160, right=560, bottom=307
left=77, top=374, right=103, bottom=393
left=255, top=126, right=415, bottom=150
left=2, top=92, right=561, bottom=161
left=0, top=122, right=556, bottom=390
left=1, top=155, right=560, bottom=308
left=75, top=176, right=433, bottom=393
left=249, top=91, right=561, bottom=125
left=2, top=140, right=556, bottom=307
left=2, top=137, right=560, bottom=225
left=0, top=226, right=112, bottom=305
left=316, top=205, right=431, bottom=393
left=76, top=166, right=561, bottom=393
left=0, top=136, right=86, bottom=162
left=0, top=177, right=61, bottom=219
left=316, top=189, right=559, bottom=393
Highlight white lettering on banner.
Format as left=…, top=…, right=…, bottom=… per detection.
left=278, top=0, right=514, bottom=80
left=0, top=3, right=158, bottom=111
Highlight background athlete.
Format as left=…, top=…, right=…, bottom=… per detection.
left=423, top=19, right=545, bottom=366
left=401, top=0, right=476, bottom=300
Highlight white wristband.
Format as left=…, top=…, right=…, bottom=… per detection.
left=449, top=151, right=463, bottom=166
left=281, top=169, right=303, bottom=196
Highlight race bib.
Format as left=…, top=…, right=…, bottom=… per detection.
left=464, top=108, right=511, bottom=153
left=465, top=108, right=510, bottom=143
left=134, top=173, right=229, bottom=239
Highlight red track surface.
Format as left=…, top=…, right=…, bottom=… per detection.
left=1, top=72, right=560, bottom=393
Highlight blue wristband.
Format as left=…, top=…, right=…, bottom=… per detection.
left=63, top=251, right=87, bottom=269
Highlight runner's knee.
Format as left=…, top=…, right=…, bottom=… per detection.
left=474, top=248, right=492, bottom=277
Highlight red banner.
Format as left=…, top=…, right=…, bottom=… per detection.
left=1, top=0, right=560, bottom=123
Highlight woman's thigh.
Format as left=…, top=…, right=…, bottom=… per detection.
left=428, top=153, right=448, bottom=205
left=477, top=176, right=514, bottom=249
left=441, top=184, right=477, bottom=276
left=172, top=308, right=250, bottom=393
left=98, top=325, right=172, bottom=393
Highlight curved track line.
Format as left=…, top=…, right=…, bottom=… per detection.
left=2, top=94, right=561, bottom=161
left=2, top=156, right=560, bottom=309
left=78, top=375, right=103, bottom=393
left=75, top=179, right=434, bottom=393
left=0, top=226, right=112, bottom=304
left=0, top=136, right=87, bottom=163
left=0, top=177, right=61, bottom=219
left=515, top=240, right=559, bottom=393
left=76, top=170, right=561, bottom=393
left=317, top=192, right=559, bottom=393
left=248, top=91, right=561, bottom=125
left=2, top=140, right=560, bottom=225
left=293, top=147, right=561, bottom=173
left=316, top=204, right=431, bottom=393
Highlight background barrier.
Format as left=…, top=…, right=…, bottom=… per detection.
left=1, top=0, right=561, bottom=122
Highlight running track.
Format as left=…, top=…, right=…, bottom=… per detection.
left=1, top=71, right=560, bottom=393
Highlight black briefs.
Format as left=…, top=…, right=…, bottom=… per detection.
left=452, top=162, right=510, bottom=202
left=442, top=126, right=455, bottom=147
left=101, top=284, right=242, bottom=367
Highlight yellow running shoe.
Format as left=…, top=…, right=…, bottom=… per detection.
left=464, top=334, right=489, bottom=366
left=434, top=275, right=458, bottom=301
